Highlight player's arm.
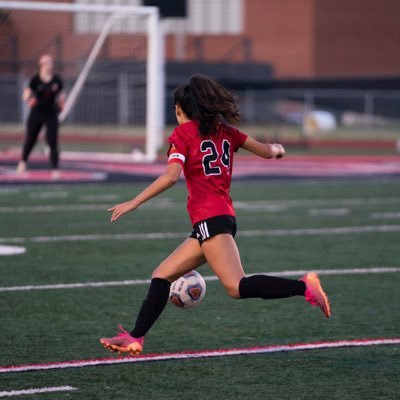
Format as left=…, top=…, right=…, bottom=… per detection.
left=108, top=163, right=182, bottom=222
left=57, top=90, right=66, bottom=111
left=240, top=136, right=285, bottom=159
left=22, top=87, right=36, bottom=107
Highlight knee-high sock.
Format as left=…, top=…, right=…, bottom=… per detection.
left=130, top=278, right=171, bottom=338
left=239, top=275, right=306, bottom=299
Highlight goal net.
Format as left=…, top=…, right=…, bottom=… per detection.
left=0, top=0, right=164, bottom=162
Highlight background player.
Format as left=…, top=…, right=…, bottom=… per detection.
left=100, top=75, right=331, bottom=355
left=16, top=54, right=65, bottom=178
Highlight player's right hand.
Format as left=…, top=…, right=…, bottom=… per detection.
left=27, top=97, right=37, bottom=108
left=272, top=143, right=285, bottom=159
left=108, top=200, right=137, bottom=222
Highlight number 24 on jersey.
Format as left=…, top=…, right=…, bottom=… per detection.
left=201, top=139, right=231, bottom=176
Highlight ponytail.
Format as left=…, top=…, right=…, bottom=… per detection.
left=174, top=74, right=240, bottom=137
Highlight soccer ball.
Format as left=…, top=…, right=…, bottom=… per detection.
left=169, top=270, right=206, bottom=309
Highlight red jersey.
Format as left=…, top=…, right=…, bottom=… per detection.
left=167, top=121, right=248, bottom=225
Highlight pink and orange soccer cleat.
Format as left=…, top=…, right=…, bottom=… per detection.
left=100, top=325, right=144, bottom=356
left=299, top=272, right=331, bottom=318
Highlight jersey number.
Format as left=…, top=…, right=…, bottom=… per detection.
left=201, top=140, right=231, bottom=176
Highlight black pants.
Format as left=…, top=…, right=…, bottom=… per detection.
left=22, top=108, right=59, bottom=169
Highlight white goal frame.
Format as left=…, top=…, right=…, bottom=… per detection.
left=0, top=0, right=165, bottom=162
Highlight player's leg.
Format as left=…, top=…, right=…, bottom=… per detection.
left=152, top=237, right=206, bottom=281
left=100, top=238, right=206, bottom=355
left=202, top=233, right=306, bottom=299
left=44, top=114, right=59, bottom=171
left=201, top=234, right=245, bottom=298
left=202, top=234, right=304, bottom=300
left=202, top=233, right=330, bottom=317
left=130, top=238, right=205, bottom=337
left=19, top=109, right=43, bottom=171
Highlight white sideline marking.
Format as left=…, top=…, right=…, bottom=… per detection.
left=271, top=197, right=400, bottom=206
left=0, top=338, right=399, bottom=374
left=0, top=386, right=77, bottom=397
left=29, top=191, right=69, bottom=200
left=309, top=208, right=349, bottom=216
left=79, top=194, right=120, bottom=202
left=0, top=267, right=398, bottom=293
left=0, top=245, right=26, bottom=256
left=0, top=225, right=400, bottom=244
left=0, top=199, right=174, bottom=213
left=370, top=212, right=400, bottom=219
left=0, top=197, right=399, bottom=214
left=0, top=188, right=21, bottom=195
left=235, top=202, right=287, bottom=212
left=238, top=225, right=400, bottom=237
left=0, top=204, right=110, bottom=213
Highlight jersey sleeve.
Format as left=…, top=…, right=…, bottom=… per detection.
left=167, top=127, right=188, bottom=166
left=231, top=128, right=248, bottom=152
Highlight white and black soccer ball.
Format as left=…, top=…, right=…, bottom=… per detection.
left=169, top=270, right=206, bottom=309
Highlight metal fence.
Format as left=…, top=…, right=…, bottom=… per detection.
left=1, top=72, right=400, bottom=136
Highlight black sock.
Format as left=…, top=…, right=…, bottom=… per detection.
left=239, top=275, right=306, bottom=299
left=130, top=278, right=171, bottom=338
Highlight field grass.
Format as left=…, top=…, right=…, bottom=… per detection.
left=0, top=179, right=399, bottom=399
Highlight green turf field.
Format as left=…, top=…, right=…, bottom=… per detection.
left=0, top=179, right=399, bottom=399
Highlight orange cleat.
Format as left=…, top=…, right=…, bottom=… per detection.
left=100, top=325, right=144, bottom=356
left=299, top=272, right=331, bottom=318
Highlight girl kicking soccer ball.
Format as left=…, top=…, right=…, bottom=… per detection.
left=100, top=75, right=331, bottom=356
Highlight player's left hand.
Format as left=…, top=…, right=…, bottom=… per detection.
left=108, top=200, right=137, bottom=222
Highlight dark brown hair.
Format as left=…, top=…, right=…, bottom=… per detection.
left=173, top=74, right=240, bottom=137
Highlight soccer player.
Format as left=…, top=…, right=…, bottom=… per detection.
left=16, top=54, right=65, bottom=178
left=100, top=75, right=331, bottom=356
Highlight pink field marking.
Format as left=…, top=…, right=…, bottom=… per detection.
left=63, top=155, right=400, bottom=178
left=1, top=152, right=400, bottom=180
left=1, top=338, right=399, bottom=374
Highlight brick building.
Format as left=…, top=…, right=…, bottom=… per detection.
left=1, top=0, right=400, bottom=124
left=1, top=0, right=400, bottom=78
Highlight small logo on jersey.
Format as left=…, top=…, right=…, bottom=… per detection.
left=51, top=83, right=59, bottom=92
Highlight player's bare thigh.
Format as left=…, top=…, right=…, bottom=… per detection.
left=201, top=234, right=245, bottom=298
left=152, top=238, right=206, bottom=282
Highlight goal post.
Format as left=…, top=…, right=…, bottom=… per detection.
left=0, top=0, right=165, bottom=162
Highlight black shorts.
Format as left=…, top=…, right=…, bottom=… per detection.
left=190, top=215, right=237, bottom=245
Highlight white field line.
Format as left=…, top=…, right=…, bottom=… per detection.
left=0, top=199, right=175, bottom=213
left=238, top=225, right=400, bottom=237
left=79, top=194, right=121, bottom=202
left=370, top=212, right=400, bottom=219
left=29, top=191, right=69, bottom=200
left=1, top=197, right=400, bottom=214
left=0, top=245, right=26, bottom=256
left=1, top=338, right=399, bottom=374
left=0, top=386, right=77, bottom=397
left=269, top=197, right=400, bottom=206
left=1, top=225, right=400, bottom=244
left=0, top=188, right=21, bottom=195
left=309, top=208, right=349, bottom=216
left=0, top=267, right=398, bottom=293
left=0, top=204, right=110, bottom=213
